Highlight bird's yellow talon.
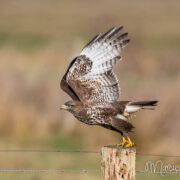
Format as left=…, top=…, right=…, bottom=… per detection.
left=117, top=137, right=129, bottom=147
left=125, top=142, right=133, bottom=148
left=125, top=144, right=130, bottom=148
left=125, top=137, right=135, bottom=148
left=117, top=136, right=135, bottom=148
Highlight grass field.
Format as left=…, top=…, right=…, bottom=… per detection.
left=0, top=0, right=180, bottom=179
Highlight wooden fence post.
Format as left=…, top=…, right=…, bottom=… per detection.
left=101, top=146, right=136, bottom=180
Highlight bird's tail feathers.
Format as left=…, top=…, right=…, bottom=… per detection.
left=125, top=101, right=158, bottom=114
left=129, top=101, right=158, bottom=107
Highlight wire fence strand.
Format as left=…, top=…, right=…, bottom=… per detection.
left=0, top=150, right=99, bottom=154
left=0, top=169, right=180, bottom=175
left=0, top=149, right=180, bottom=158
left=136, top=153, right=180, bottom=158
left=136, top=171, right=180, bottom=174
left=0, top=149, right=180, bottom=175
left=0, top=169, right=101, bottom=173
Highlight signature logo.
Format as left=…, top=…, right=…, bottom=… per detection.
left=144, top=160, right=180, bottom=176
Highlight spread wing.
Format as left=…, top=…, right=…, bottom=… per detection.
left=60, top=26, right=130, bottom=105
left=60, top=58, right=80, bottom=101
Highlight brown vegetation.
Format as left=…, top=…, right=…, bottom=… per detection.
left=0, top=0, right=180, bottom=179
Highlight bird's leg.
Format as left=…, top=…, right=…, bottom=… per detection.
left=125, top=136, right=135, bottom=148
left=117, top=136, right=128, bottom=147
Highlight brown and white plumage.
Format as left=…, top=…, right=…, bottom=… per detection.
left=60, top=26, right=158, bottom=147
left=62, top=26, right=129, bottom=105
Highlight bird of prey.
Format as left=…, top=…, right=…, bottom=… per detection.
left=60, top=26, right=158, bottom=147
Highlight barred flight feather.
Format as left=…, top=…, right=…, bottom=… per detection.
left=64, top=27, right=130, bottom=105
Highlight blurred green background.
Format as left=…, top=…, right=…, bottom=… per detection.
left=0, top=0, right=180, bottom=179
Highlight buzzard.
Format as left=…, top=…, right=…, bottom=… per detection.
left=60, top=26, right=158, bottom=147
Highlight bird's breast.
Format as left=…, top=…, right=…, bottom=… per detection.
left=72, top=105, right=116, bottom=125
left=85, top=106, right=116, bottom=124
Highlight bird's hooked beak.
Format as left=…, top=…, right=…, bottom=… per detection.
left=60, top=104, right=69, bottom=110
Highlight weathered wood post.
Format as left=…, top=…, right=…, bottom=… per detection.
left=101, top=146, right=136, bottom=180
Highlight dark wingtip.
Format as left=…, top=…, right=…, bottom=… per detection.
left=123, top=39, right=131, bottom=43
left=130, top=100, right=158, bottom=106
left=121, top=39, right=130, bottom=48
left=117, top=32, right=128, bottom=40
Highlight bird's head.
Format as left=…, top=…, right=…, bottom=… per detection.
left=60, top=100, right=77, bottom=112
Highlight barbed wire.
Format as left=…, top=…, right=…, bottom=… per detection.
left=0, top=145, right=180, bottom=179
left=0, top=149, right=180, bottom=158
left=0, top=169, right=179, bottom=175
left=0, top=151, right=179, bottom=174
left=0, top=169, right=100, bottom=173
left=136, top=153, right=180, bottom=158
left=136, top=171, right=180, bottom=174
left=0, top=149, right=180, bottom=175
left=0, top=150, right=99, bottom=154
